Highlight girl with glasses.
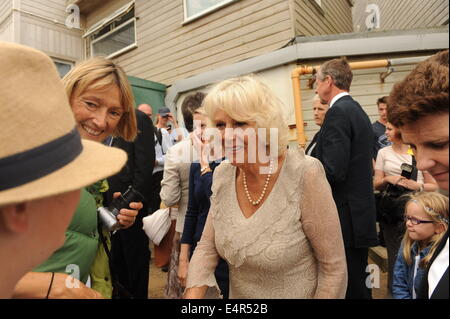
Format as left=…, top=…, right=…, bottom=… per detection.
left=392, top=192, right=448, bottom=299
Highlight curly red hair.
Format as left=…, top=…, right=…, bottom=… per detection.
left=387, top=50, right=449, bottom=127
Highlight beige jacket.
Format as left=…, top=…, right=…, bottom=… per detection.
left=160, top=137, right=197, bottom=233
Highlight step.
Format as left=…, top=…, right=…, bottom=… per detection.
left=369, top=246, right=388, bottom=273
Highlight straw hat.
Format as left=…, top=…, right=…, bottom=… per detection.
left=0, top=42, right=127, bottom=206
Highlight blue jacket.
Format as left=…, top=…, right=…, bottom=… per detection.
left=392, top=242, right=431, bottom=299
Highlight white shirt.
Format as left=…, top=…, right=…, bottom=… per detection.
left=428, top=238, right=449, bottom=297
left=153, top=127, right=174, bottom=174
left=329, top=92, right=350, bottom=108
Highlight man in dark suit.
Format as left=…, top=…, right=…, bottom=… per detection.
left=105, top=108, right=156, bottom=299
left=313, top=58, right=378, bottom=299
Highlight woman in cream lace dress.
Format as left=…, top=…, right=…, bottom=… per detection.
left=184, top=76, right=347, bottom=299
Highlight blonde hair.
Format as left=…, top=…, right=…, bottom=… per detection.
left=203, top=76, right=288, bottom=156
left=402, top=192, right=449, bottom=267
left=193, top=107, right=207, bottom=116
left=62, top=57, right=137, bottom=141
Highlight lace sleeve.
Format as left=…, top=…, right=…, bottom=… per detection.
left=185, top=212, right=221, bottom=297
left=300, top=157, right=348, bottom=299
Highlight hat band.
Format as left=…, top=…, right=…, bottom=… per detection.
left=0, top=128, right=83, bottom=192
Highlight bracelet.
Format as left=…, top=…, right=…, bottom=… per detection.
left=419, top=183, right=424, bottom=192
left=46, top=272, right=55, bottom=299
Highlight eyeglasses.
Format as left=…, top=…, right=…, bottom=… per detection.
left=404, top=216, right=435, bottom=225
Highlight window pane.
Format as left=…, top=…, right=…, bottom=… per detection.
left=54, top=61, right=72, bottom=78
left=185, top=0, right=233, bottom=18
left=92, top=21, right=135, bottom=57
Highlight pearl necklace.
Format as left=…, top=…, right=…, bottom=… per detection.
left=242, top=158, right=274, bottom=206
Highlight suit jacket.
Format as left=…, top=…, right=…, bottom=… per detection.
left=105, top=109, right=156, bottom=209
left=314, top=95, right=378, bottom=248
left=305, top=129, right=321, bottom=158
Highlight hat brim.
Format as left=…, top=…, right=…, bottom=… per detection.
left=0, top=139, right=127, bottom=206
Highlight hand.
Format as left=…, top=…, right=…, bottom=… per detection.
left=112, top=192, right=141, bottom=229
left=385, top=175, right=405, bottom=186
left=50, top=273, right=103, bottom=299
left=397, top=179, right=421, bottom=191
left=167, top=113, right=178, bottom=126
left=178, top=259, right=189, bottom=288
left=192, top=128, right=210, bottom=163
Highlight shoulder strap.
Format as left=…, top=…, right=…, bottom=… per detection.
left=97, top=225, right=134, bottom=299
left=411, top=155, right=418, bottom=181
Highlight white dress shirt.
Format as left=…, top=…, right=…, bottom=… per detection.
left=329, top=92, right=350, bottom=108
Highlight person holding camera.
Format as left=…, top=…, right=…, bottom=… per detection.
left=0, top=42, right=128, bottom=299
left=157, top=107, right=188, bottom=145
left=13, top=57, right=143, bottom=299
left=374, top=122, right=437, bottom=293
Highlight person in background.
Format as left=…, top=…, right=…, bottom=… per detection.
left=160, top=92, right=205, bottom=299
left=372, top=96, right=391, bottom=162
left=157, top=106, right=188, bottom=144
left=14, top=57, right=142, bottom=299
left=184, top=76, right=347, bottom=299
left=388, top=49, right=449, bottom=299
left=392, top=192, right=448, bottom=299
left=106, top=107, right=156, bottom=299
left=374, top=122, right=438, bottom=293
left=178, top=107, right=230, bottom=299
left=314, top=57, right=378, bottom=299
left=305, top=95, right=329, bottom=157
left=145, top=107, right=175, bottom=214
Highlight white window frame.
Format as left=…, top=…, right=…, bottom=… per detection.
left=183, top=0, right=240, bottom=25
left=83, top=2, right=137, bottom=59
left=90, top=18, right=137, bottom=59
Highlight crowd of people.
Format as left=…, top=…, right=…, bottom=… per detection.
left=0, top=40, right=448, bottom=300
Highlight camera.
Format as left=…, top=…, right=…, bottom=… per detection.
left=98, top=186, right=144, bottom=232
left=400, top=163, right=415, bottom=179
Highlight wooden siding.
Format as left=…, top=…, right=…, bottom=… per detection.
left=21, top=0, right=69, bottom=23
left=18, top=0, right=84, bottom=61
left=0, top=16, right=12, bottom=42
left=0, top=0, right=12, bottom=27
left=353, top=0, right=449, bottom=32
left=107, top=0, right=295, bottom=85
left=291, top=0, right=353, bottom=36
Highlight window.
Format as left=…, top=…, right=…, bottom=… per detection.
left=53, top=60, right=74, bottom=78
left=84, top=2, right=136, bottom=59
left=183, top=0, right=240, bottom=24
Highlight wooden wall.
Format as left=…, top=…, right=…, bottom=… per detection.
left=291, top=0, right=354, bottom=36
left=0, top=0, right=13, bottom=42
left=353, top=0, right=449, bottom=32
left=110, top=0, right=295, bottom=85
left=18, top=0, right=84, bottom=61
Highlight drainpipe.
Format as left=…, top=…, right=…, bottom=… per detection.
left=291, top=59, right=390, bottom=148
